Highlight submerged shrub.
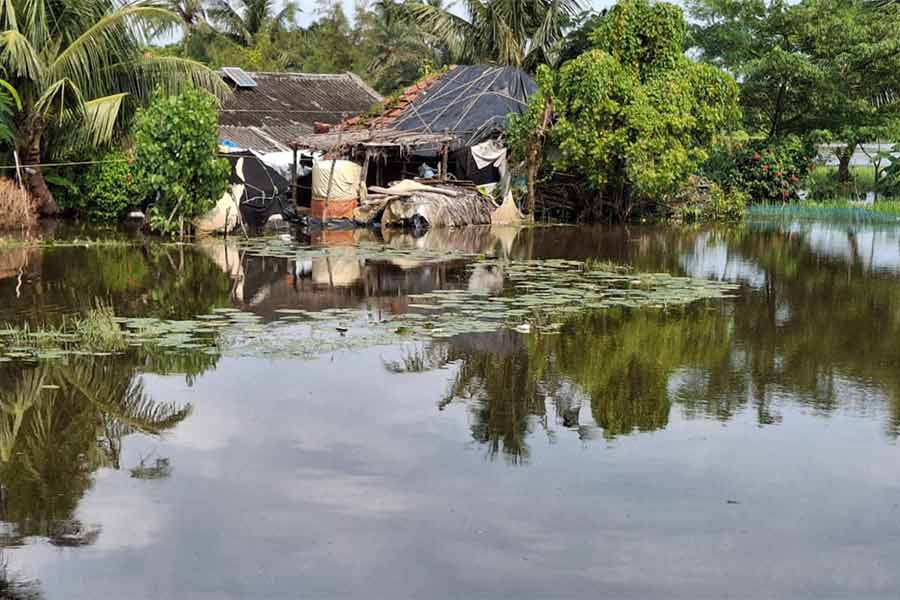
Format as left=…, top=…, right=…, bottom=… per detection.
left=132, top=88, right=230, bottom=235
left=670, top=176, right=748, bottom=223
left=0, top=178, right=37, bottom=230
left=79, top=151, right=139, bottom=222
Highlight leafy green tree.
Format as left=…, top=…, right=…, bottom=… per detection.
left=0, top=0, right=227, bottom=217
left=512, top=0, right=740, bottom=221
left=208, top=0, right=299, bottom=46
left=76, top=151, right=139, bottom=222
left=405, top=0, right=581, bottom=70
left=131, top=88, right=230, bottom=234
left=689, top=0, right=900, bottom=181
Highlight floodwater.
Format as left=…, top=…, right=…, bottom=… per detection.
left=0, top=221, right=898, bottom=599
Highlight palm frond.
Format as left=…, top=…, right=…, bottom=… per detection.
left=0, top=0, right=18, bottom=32
left=0, top=29, right=43, bottom=79
left=34, top=77, right=85, bottom=123
left=48, top=4, right=180, bottom=94
left=110, top=55, right=231, bottom=103
left=207, top=0, right=252, bottom=44
left=405, top=0, right=474, bottom=61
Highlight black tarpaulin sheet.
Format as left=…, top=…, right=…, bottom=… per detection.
left=392, top=65, right=536, bottom=147
left=222, top=152, right=289, bottom=225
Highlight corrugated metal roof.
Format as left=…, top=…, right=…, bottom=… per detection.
left=219, top=71, right=382, bottom=152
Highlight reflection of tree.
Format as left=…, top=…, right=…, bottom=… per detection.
left=0, top=358, right=191, bottom=548
left=397, top=306, right=741, bottom=459
left=443, top=341, right=547, bottom=464
left=0, top=552, right=41, bottom=599
left=2, top=243, right=232, bottom=324
left=726, top=224, right=900, bottom=437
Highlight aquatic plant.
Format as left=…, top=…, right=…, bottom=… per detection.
left=749, top=201, right=900, bottom=224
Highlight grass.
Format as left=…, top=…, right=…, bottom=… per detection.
left=0, top=303, right=127, bottom=354
left=804, top=165, right=898, bottom=202
left=0, top=178, right=37, bottom=231
left=749, top=200, right=900, bottom=224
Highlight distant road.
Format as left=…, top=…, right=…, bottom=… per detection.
left=818, top=143, right=898, bottom=167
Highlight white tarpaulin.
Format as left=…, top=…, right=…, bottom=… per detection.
left=254, top=149, right=318, bottom=179
left=312, top=160, right=363, bottom=200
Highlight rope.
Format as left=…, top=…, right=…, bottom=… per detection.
left=0, top=158, right=130, bottom=170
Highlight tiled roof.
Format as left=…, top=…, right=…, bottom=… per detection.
left=219, top=71, right=382, bottom=152
left=339, top=70, right=447, bottom=132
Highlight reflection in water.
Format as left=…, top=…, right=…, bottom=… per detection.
left=380, top=222, right=900, bottom=461
left=0, top=357, right=194, bottom=549
left=0, top=553, right=40, bottom=599
left=2, top=221, right=900, bottom=598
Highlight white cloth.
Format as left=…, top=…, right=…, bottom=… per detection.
left=470, top=140, right=511, bottom=197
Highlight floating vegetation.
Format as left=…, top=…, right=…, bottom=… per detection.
left=0, top=254, right=739, bottom=365
left=238, top=236, right=478, bottom=263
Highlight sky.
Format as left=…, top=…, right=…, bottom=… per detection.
left=295, top=0, right=669, bottom=27
left=159, top=0, right=685, bottom=45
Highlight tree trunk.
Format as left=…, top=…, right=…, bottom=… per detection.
left=21, top=124, right=59, bottom=217
left=525, top=96, right=553, bottom=217
left=837, top=143, right=856, bottom=184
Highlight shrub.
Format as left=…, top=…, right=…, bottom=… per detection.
left=132, top=88, right=230, bottom=235
left=704, top=135, right=816, bottom=203
left=670, top=176, right=748, bottom=223
left=0, top=178, right=37, bottom=230
left=78, top=151, right=139, bottom=222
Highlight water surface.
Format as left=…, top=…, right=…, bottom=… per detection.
left=1, top=222, right=898, bottom=598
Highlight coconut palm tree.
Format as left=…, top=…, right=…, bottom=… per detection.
left=167, top=0, right=209, bottom=28
left=0, top=79, right=21, bottom=144
left=207, top=0, right=299, bottom=46
left=365, top=0, right=449, bottom=91
left=0, top=0, right=228, bottom=216
left=404, top=0, right=581, bottom=70
left=0, top=358, right=193, bottom=546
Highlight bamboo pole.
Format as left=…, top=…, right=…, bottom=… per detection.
left=440, top=143, right=449, bottom=182
left=290, top=146, right=299, bottom=212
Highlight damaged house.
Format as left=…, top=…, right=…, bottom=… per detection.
left=291, top=65, right=536, bottom=228
left=213, top=68, right=382, bottom=227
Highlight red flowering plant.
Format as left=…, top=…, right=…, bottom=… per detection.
left=702, top=135, right=816, bottom=203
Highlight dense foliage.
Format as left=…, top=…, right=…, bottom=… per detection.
left=0, top=0, right=226, bottom=216
left=689, top=0, right=900, bottom=182
left=77, top=152, right=140, bottom=222
left=132, top=89, right=230, bottom=234
left=512, top=0, right=740, bottom=221
left=670, top=176, right=749, bottom=223
left=703, top=135, right=817, bottom=203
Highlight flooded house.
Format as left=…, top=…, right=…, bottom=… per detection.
left=213, top=68, right=383, bottom=227
left=291, top=65, right=536, bottom=228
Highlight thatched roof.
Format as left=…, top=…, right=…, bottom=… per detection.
left=291, top=129, right=457, bottom=155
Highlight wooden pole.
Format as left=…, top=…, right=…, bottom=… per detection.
left=359, top=150, right=371, bottom=203
left=440, top=143, right=449, bottom=182
left=290, top=146, right=298, bottom=212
